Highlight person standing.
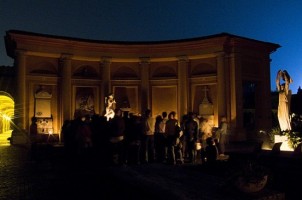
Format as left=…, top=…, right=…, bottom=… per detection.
left=161, top=112, right=169, bottom=162
left=154, top=115, right=164, bottom=162
left=29, top=117, right=38, bottom=159
left=199, top=117, right=213, bottom=163
left=183, top=112, right=199, bottom=163
left=108, top=108, right=125, bottom=165
left=205, top=137, right=218, bottom=166
left=165, top=111, right=182, bottom=165
left=216, top=117, right=228, bottom=156
left=142, top=109, right=156, bottom=163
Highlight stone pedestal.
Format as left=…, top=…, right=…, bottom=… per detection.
left=274, top=135, right=293, bottom=151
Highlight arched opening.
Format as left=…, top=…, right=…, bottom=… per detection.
left=0, top=92, right=14, bottom=145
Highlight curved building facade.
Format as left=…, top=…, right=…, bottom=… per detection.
left=4, top=30, right=280, bottom=141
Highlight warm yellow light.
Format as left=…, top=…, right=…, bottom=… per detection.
left=274, top=135, right=294, bottom=151
left=0, top=94, right=14, bottom=133
left=48, top=129, right=53, bottom=134
left=2, top=114, right=11, bottom=121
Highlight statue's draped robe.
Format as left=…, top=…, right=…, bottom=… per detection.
left=276, top=70, right=292, bottom=132
left=277, top=90, right=291, bottom=131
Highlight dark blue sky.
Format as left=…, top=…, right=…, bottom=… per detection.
left=1, top=0, right=301, bottom=93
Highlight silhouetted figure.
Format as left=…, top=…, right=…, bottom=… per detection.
left=29, top=116, right=38, bottom=159
left=124, top=114, right=143, bottom=165
left=61, top=119, right=72, bottom=157
left=165, top=111, right=183, bottom=165
left=205, top=137, right=218, bottom=166
left=184, top=112, right=198, bottom=163
left=75, top=115, right=93, bottom=157
left=141, top=109, right=156, bottom=163
left=161, top=112, right=169, bottom=163
left=154, top=115, right=164, bottom=162
left=108, top=108, right=125, bottom=165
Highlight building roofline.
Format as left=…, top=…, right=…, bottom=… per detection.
left=6, top=29, right=280, bottom=47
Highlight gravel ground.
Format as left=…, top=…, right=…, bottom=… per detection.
left=1, top=143, right=298, bottom=200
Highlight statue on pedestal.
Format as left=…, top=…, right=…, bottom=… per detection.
left=199, top=86, right=214, bottom=117
left=104, top=93, right=116, bottom=121
left=276, top=69, right=293, bottom=132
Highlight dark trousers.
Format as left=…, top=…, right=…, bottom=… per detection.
left=142, top=135, right=155, bottom=163
left=186, top=138, right=196, bottom=163
left=109, top=140, right=124, bottom=165
left=125, top=141, right=141, bottom=164
left=155, top=133, right=166, bottom=162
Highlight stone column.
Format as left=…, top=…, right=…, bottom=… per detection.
left=216, top=52, right=227, bottom=125
left=229, top=52, right=245, bottom=140
left=100, top=57, right=112, bottom=114
left=255, top=57, right=272, bottom=130
left=177, top=56, right=189, bottom=119
left=14, top=50, right=27, bottom=130
left=60, top=54, right=72, bottom=121
left=140, top=57, right=150, bottom=114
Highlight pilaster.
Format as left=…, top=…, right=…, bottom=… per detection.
left=229, top=52, right=245, bottom=140
left=177, top=55, right=189, bottom=119
left=15, top=49, right=27, bottom=130
left=60, top=54, right=72, bottom=121
left=140, top=57, right=150, bottom=114
left=100, top=56, right=112, bottom=114
left=216, top=52, right=227, bottom=125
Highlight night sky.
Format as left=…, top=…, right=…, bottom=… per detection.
left=1, top=0, right=301, bottom=93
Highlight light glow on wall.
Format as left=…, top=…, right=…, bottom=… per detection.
left=0, top=94, right=14, bottom=133
left=274, top=135, right=294, bottom=151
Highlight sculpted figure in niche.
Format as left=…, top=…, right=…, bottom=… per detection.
left=74, top=88, right=95, bottom=119
left=276, top=69, right=293, bottom=132
left=104, top=93, right=116, bottom=121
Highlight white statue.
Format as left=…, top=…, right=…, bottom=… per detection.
left=276, top=70, right=293, bottom=132
left=104, top=93, right=116, bottom=121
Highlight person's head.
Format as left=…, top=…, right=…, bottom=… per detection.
left=221, top=117, right=227, bottom=123
left=206, top=137, right=214, bottom=146
left=145, top=109, right=151, bottom=117
left=156, top=115, right=163, bottom=123
left=162, top=111, right=167, bottom=119
left=31, top=117, right=37, bottom=123
left=168, top=111, right=176, bottom=119
left=188, top=112, right=194, bottom=120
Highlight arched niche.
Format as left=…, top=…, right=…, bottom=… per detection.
left=191, top=63, right=216, bottom=76
left=29, top=61, right=57, bottom=75
left=112, top=66, right=138, bottom=79
left=152, top=65, right=176, bottom=78
left=73, top=65, right=98, bottom=78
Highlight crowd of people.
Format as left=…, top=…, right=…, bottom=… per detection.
left=56, top=109, right=229, bottom=166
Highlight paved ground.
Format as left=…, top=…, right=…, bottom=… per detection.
left=0, top=142, right=300, bottom=200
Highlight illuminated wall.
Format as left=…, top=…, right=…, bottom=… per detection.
left=0, top=92, right=14, bottom=133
